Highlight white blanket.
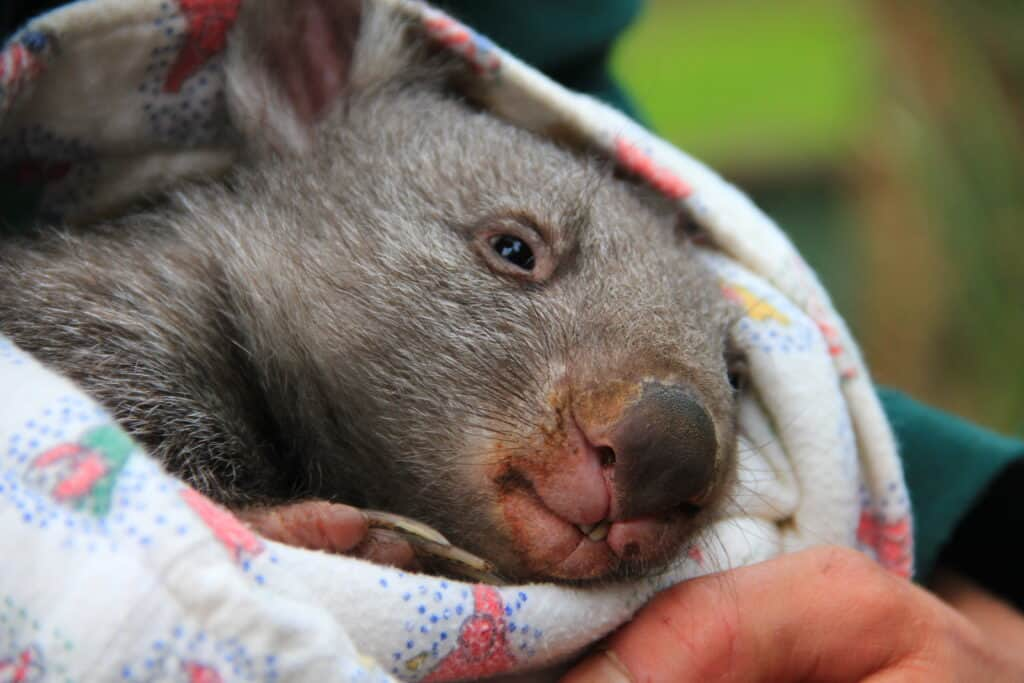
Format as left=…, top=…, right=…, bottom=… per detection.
left=0, top=1, right=912, bottom=681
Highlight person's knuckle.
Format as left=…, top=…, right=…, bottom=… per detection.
left=804, top=546, right=880, bottom=592
left=807, top=545, right=913, bottom=617
left=811, top=545, right=876, bottom=577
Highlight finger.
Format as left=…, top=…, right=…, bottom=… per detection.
left=237, top=500, right=369, bottom=553
left=562, top=546, right=932, bottom=683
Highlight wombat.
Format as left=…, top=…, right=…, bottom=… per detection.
left=0, top=0, right=742, bottom=583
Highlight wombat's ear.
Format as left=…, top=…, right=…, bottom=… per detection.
left=224, top=0, right=362, bottom=155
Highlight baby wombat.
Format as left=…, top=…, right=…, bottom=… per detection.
left=0, top=0, right=741, bottom=583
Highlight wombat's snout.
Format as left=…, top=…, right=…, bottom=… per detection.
left=599, top=381, right=717, bottom=520
left=489, top=375, right=727, bottom=581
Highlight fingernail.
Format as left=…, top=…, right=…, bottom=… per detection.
left=561, top=650, right=632, bottom=683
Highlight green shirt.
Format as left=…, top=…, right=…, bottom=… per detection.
left=880, top=389, right=1024, bottom=597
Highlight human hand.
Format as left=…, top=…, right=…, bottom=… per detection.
left=562, top=546, right=1024, bottom=682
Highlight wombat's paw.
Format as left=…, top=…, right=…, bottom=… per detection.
left=365, top=510, right=506, bottom=584
left=236, top=501, right=417, bottom=568
left=237, top=503, right=503, bottom=582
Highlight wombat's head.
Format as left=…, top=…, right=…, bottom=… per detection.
left=213, top=0, right=743, bottom=582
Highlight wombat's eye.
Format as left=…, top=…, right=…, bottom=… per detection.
left=678, top=212, right=710, bottom=244
left=490, top=235, right=535, bottom=270
left=726, top=347, right=749, bottom=392
left=473, top=217, right=554, bottom=283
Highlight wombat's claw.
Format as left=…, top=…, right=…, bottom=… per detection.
left=412, top=539, right=507, bottom=585
left=362, top=509, right=452, bottom=546
left=364, top=509, right=505, bottom=584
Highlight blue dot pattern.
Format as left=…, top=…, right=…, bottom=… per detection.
left=0, top=337, right=314, bottom=681
left=388, top=574, right=475, bottom=678
left=118, top=626, right=280, bottom=683
left=139, top=2, right=233, bottom=147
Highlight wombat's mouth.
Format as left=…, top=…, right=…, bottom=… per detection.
left=494, top=472, right=696, bottom=582
left=488, top=406, right=708, bottom=582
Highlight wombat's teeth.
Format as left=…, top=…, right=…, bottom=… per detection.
left=577, top=523, right=596, bottom=535
left=363, top=510, right=451, bottom=546
left=586, top=521, right=611, bottom=542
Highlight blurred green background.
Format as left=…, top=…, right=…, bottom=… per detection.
left=613, top=0, right=1024, bottom=435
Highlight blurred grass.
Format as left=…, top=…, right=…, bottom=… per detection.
left=868, top=2, right=1024, bottom=432
left=611, top=0, right=1024, bottom=435
left=612, top=0, right=877, bottom=175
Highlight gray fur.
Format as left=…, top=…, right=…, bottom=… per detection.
left=0, top=0, right=739, bottom=581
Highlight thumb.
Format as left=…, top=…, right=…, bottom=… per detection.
left=562, top=546, right=926, bottom=683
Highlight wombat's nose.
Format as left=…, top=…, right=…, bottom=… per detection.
left=603, top=382, right=718, bottom=519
